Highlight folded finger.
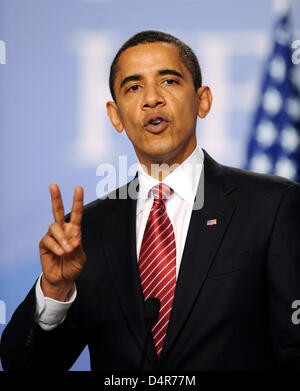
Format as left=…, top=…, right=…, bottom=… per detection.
left=40, top=234, right=64, bottom=256
left=49, top=223, right=72, bottom=252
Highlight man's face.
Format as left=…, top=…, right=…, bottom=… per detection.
left=107, top=42, right=212, bottom=167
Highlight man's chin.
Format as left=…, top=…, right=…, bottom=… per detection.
left=142, top=145, right=177, bottom=163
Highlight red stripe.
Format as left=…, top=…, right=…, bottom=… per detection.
left=139, top=222, right=173, bottom=265
left=139, top=234, right=175, bottom=276
left=141, top=253, right=176, bottom=289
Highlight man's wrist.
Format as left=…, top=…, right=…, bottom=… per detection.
left=41, top=275, right=75, bottom=302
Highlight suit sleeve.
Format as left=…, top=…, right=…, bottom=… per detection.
left=267, top=183, right=300, bottom=370
left=0, top=279, right=87, bottom=371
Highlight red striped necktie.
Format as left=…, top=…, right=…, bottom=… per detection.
left=138, top=183, right=176, bottom=357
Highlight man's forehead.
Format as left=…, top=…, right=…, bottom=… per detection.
left=120, top=41, right=179, bottom=58
left=116, top=42, right=185, bottom=76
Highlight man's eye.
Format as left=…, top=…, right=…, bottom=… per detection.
left=127, top=85, right=140, bottom=92
left=163, top=79, right=178, bottom=85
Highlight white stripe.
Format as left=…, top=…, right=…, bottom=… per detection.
left=141, top=211, right=168, bottom=247
left=153, top=298, right=174, bottom=340
left=144, top=263, right=176, bottom=296
left=156, top=282, right=175, bottom=303
left=152, top=186, right=170, bottom=199
left=142, top=249, right=176, bottom=291
left=153, top=308, right=172, bottom=339
left=154, top=276, right=175, bottom=299
left=142, top=243, right=175, bottom=279
left=145, top=255, right=175, bottom=287
left=153, top=296, right=174, bottom=331
left=153, top=321, right=169, bottom=343
left=142, top=251, right=175, bottom=293
left=158, top=294, right=174, bottom=314
left=139, top=220, right=172, bottom=264
left=143, top=209, right=166, bottom=239
left=140, top=230, right=174, bottom=274
left=161, top=189, right=169, bottom=199
left=160, top=184, right=171, bottom=196
left=145, top=261, right=176, bottom=297
left=140, top=213, right=169, bottom=252
left=141, top=231, right=175, bottom=273
left=154, top=321, right=169, bottom=346
left=145, top=268, right=175, bottom=299
left=140, top=230, right=174, bottom=276
left=155, top=331, right=168, bottom=349
left=154, top=316, right=170, bottom=342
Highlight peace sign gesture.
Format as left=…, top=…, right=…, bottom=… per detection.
left=39, top=184, right=87, bottom=301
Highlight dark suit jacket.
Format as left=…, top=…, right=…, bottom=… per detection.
left=1, top=149, right=300, bottom=371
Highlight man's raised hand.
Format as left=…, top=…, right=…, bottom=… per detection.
left=39, top=184, right=87, bottom=301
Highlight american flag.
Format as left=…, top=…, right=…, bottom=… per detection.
left=207, top=219, right=217, bottom=226
left=244, top=1, right=300, bottom=183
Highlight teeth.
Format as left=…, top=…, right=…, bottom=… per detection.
left=150, top=118, right=163, bottom=125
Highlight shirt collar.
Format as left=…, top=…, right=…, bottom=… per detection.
left=136, top=145, right=204, bottom=215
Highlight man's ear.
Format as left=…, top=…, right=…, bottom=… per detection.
left=196, top=86, right=213, bottom=118
left=106, top=101, right=124, bottom=133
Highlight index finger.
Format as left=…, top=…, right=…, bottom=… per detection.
left=49, top=184, right=65, bottom=225
left=70, top=186, right=84, bottom=226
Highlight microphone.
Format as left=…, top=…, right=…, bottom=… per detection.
left=139, top=297, right=160, bottom=371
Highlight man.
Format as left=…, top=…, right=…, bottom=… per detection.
left=1, top=30, right=300, bottom=371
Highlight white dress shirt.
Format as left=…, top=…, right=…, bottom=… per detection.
left=34, top=145, right=204, bottom=330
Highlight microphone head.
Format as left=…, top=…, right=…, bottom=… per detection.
left=144, top=297, right=160, bottom=324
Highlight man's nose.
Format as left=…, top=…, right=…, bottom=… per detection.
left=142, top=85, right=165, bottom=109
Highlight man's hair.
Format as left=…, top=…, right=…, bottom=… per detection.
left=109, top=30, right=202, bottom=101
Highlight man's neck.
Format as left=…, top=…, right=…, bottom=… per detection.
left=136, top=142, right=197, bottom=181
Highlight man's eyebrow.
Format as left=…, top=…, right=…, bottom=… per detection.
left=119, top=69, right=184, bottom=90
left=158, top=69, right=184, bottom=79
left=120, top=74, right=141, bottom=90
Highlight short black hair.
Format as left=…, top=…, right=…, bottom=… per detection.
left=109, top=30, right=202, bottom=101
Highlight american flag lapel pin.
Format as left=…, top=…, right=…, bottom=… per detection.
left=207, top=218, right=217, bottom=226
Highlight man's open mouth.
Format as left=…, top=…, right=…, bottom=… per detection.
left=143, top=114, right=169, bottom=133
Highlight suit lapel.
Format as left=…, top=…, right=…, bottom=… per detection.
left=100, top=180, right=158, bottom=367
left=159, top=150, right=237, bottom=363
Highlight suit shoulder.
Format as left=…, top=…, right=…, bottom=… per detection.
left=222, top=164, right=299, bottom=196
left=203, top=149, right=298, bottom=197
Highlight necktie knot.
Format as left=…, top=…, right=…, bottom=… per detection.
left=151, top=183, right=173, bottom=205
